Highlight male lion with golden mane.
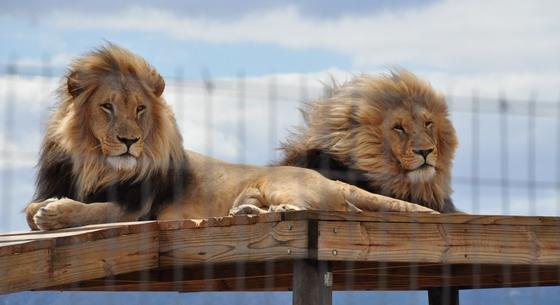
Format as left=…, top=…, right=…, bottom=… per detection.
left=25, top=44, right=436, bottom=231
left=280, top=71, right=459, bottom=213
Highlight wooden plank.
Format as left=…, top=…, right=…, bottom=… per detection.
left=3, top=211, right=560, bottom=294
left=293, top=260, right=332, bottom=305
left=45, top=262, right=560, bottom=292
left=56, top=268, right=560, bottom=292
left=50, top=231, right=159, bottom=287
left=330, top=264, right=559, bottom=290
left=156, top=211, right=560, bottom=229
left=46, top=261, right=296, bottom=292
left=0, top=221, right=156, bottom=238
left=318, top=221, right=560, bottom=265
left=160, top=220, right=308, bottom=266
left=332, top=262, right=560, bottom=290
left=0, top=240, right=52, bottom=256
left=285, top=211, right=560, bottom=226
left=0, top=249, right=51, bottom=293
left=0, top=221, right=158, bottom=252
left=49, top=275, right=295, bottom=292
left=0, top=222, right=159, bottom=294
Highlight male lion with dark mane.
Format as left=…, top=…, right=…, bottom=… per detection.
left=280, top=71, right=459, bottom=213
left=25, top=44, right=435, bottom=230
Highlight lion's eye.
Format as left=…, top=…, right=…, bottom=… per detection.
left=101, top=103, right=113, bottom=113
left=425, top=121, right=433, bottom=128
left=137, top=105, right=146, bottom=114
left=393, top=125, right=405, bottom=133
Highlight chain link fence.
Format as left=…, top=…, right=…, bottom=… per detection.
left=1, top=62, right=559, bottom=304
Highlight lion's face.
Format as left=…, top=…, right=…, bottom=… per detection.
left=351, top=91, right=456, bottom=194
left=57, top=44, right=175, bottom=178
left=283, top=71, right=458, bottom=210
left=343, top=73, right=458, bottom=209
left=382, top=106, right=439, bottom=183
left=86, top=77, right=154, bottom=171
left=43, top=43, right=185, bottom=198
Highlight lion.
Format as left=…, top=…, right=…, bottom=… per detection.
left=25, top=44, right=436, bottom=231
left=279, top=71, right=459, bottom=213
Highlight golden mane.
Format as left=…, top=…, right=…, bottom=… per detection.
left=35, top=43, right=186, bottom=202
left=280, top=70, right=458, bottom=212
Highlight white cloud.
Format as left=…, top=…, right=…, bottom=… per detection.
left=45, top=0, right=560, bottom=73
left=467, top=193, right=560, bottom=216
left=164, top=75, right=326, bottom=163
left=423, top=71, right=560, bottom=102
left=0, top=53, right=75, bottom=70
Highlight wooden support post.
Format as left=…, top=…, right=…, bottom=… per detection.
left=428, top=287, right=459, bottom=305
left=292, top=259, right=332, bottom=305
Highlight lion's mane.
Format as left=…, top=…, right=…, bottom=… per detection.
left=33, top=44, right=189, bottom=218
left=280, top=71, right=458, bottom=212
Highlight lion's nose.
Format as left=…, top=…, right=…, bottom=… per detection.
left=117, top=136, right=139, bottom=149
left=413, top=148, right=434, bottom=159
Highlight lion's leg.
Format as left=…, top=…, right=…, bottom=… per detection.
left=33, top=198, right=141, bottom=231
left=336, top=181, right=439, bottom=214
left=230, top=204, right=269, bottom=216
left=230, top=186, right=308, bottom=215
left=229, top=187, right=269, bottom=215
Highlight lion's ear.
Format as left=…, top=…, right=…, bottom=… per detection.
left=152, top=72, right=165, bottom=97
left=67, top=71, right=84, bottom=98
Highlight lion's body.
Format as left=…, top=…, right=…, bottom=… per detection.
left=280, top=71, right=458, bottom=213
left=158, top=150, right=351, bottom=220
left=25, top=44, right=436, bottom=231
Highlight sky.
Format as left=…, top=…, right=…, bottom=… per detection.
left=1, top=0, right=560, bottom=304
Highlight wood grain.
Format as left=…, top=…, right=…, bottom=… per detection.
left=0, top=249, right=51, bottom=293
left=318, top=221, right=560, bottom=265
left=0, top=222, right=159, bottom=294
left=2, top=211, right=560, bottom=294
left=284, top=211, right=560, bottom=226
left=50, top=232, right=159, bottom=286
left=160, top=220, right=308, bottom=266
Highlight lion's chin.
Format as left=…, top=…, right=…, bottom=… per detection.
left=407, top=166, right=436, bottom=183
left=106, top=155, right=138, bottom=171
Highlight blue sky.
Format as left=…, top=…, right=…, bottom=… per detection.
left=1, top=0, right=560, bottom=303
left=1, top=0, right=559, bottom=90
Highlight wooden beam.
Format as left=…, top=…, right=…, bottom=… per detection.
left=293, top=260, right=332, bottom=305
left=317, top=220, right=560, bottom=265
left=0, top=222, right=158, bottom=294
left=428, top=287, right=460, bottom=305
left=49, top=232, right=158, bottom=286
left=3, top=211, right=560, bottom=294
left=0, top=248, right=51, bottom=294
left=45, top=262, right=560, bottom=292
left=159, top=220, right=308, bottom=266
left=283, top=211, right=560, bottom=226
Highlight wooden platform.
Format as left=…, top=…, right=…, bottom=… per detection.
left=2, top=211, right=560, bottom=300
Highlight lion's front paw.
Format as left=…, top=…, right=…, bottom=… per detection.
left=229, top=204, right=268, bottom=216
left=26, top=199, right=58, bottom=230
left=33, top=199, right=84, bottom=230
